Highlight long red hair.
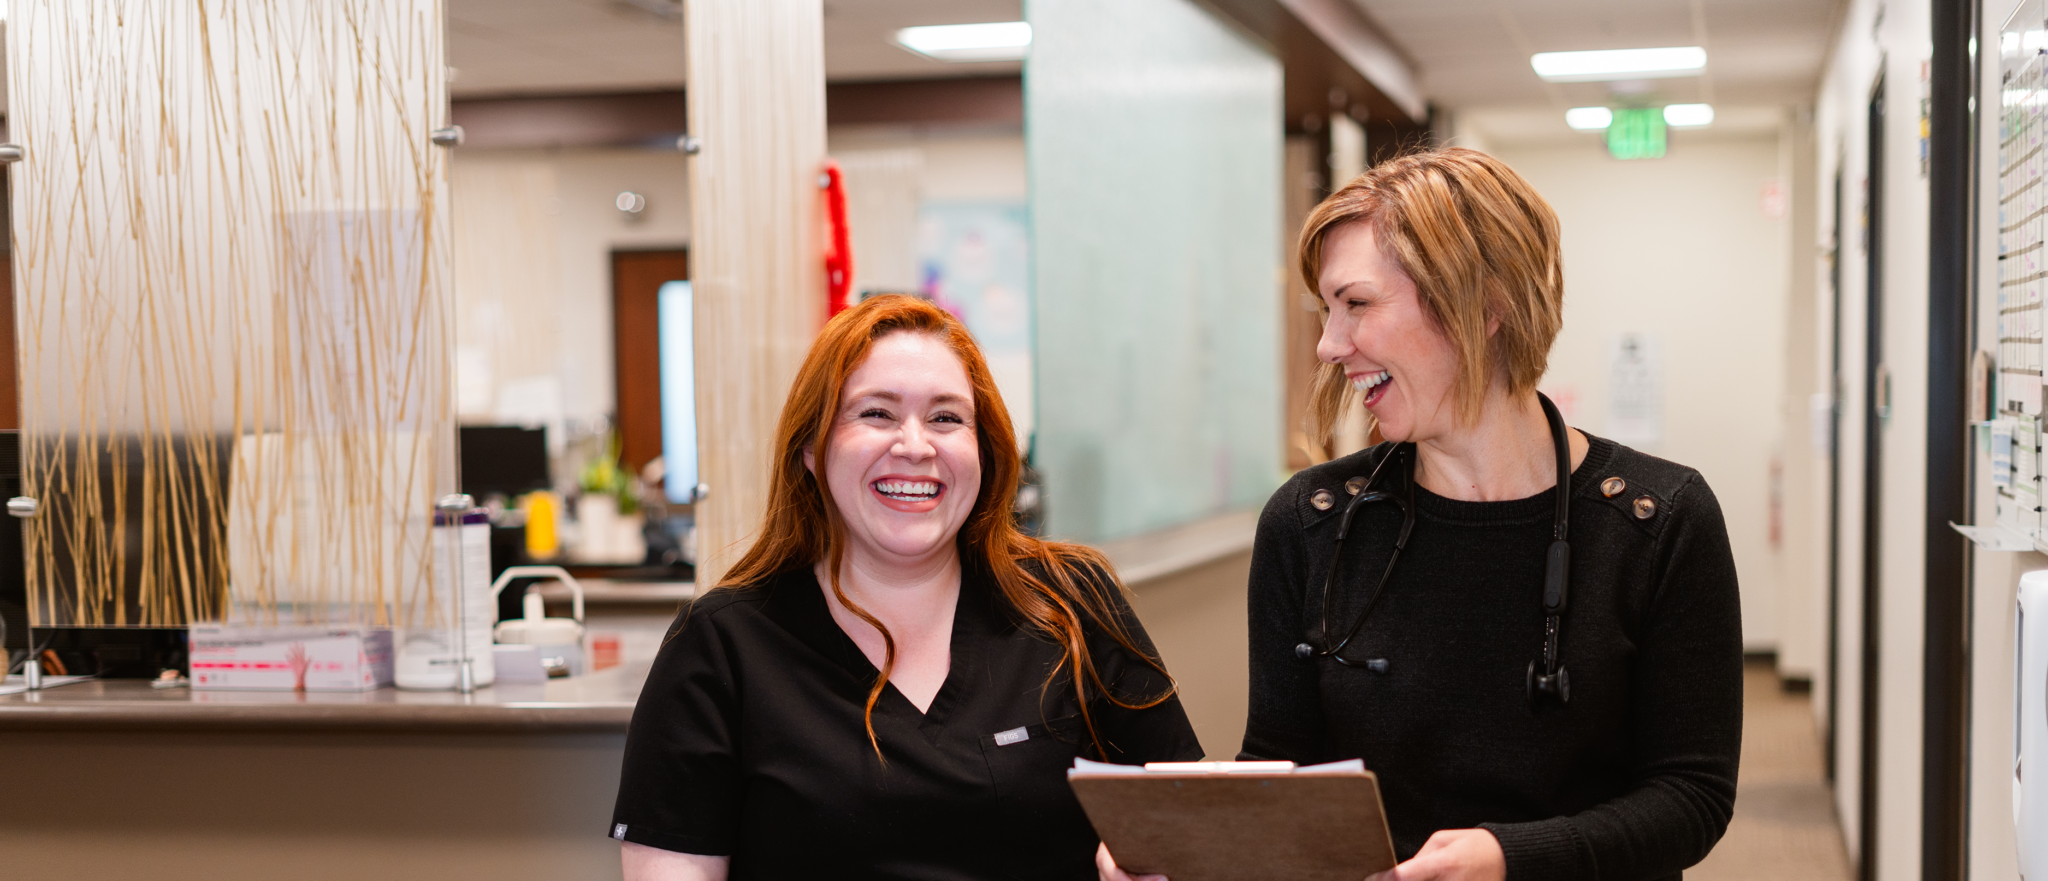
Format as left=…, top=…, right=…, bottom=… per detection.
left=716, top=294, right=1173, bottom=758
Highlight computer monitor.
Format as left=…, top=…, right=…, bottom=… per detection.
left=0, top=431, right=23, bottom=656
left=458, top=425, right=551, bottom=500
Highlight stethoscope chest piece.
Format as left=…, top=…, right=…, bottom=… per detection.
left=1294, top=641, right=1389, bottom=674
left=1527, top=661, right=1570, bottom=709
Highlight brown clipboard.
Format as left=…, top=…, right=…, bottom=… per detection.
left=1069, top=761, right=1398, bottom=881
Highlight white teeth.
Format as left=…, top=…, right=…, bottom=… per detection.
left=1350, top=370, right=1391, bottom=392
left=874, top=479, right=940, bottom=499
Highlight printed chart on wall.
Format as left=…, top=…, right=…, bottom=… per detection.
left=1996, top=2, right=2048, bottom=548
left=1605, top=333, right=1664, bottom=450
left=916, top=202, right=1034, bottom=445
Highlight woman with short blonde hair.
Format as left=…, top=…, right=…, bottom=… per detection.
left=1298, top=147, right=1565, bottom=435
left=1108, top=148, right=1743, bottom=881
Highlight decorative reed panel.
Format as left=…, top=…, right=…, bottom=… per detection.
left=7, top=1, right=455, bottom=627
left=681, top=0, right=827, bottom=588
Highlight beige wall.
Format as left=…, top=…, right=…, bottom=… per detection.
left=1489, top=136, right=1793, bottom=653
left=1126, top=551, right=1253, bottom=759
left=826, top=127, right=1028, bottom=203
left=448, top=132, right=1021, bottom=441
left=450, top=148, right=693, bottom=435
left=1774, top=106, right=1828, bottom=687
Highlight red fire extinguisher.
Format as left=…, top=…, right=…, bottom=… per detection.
left=821, top=161, right=853, bottom=316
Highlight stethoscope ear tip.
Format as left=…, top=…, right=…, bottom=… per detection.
left=1294, top=643, right=1315, bottom=661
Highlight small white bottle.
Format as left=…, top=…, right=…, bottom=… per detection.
left=396, top=509, right=495, bottom=690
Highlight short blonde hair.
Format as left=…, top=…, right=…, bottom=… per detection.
left=1298, top=147, right=1564, bottom=442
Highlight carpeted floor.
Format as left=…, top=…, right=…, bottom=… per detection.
left=1688, top=660, right=1855, bottom=881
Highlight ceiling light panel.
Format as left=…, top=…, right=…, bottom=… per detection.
left=895, top=22, right=1032, bottom=62
left=1662, top=103, right=1714, bottom=127
left=1530, top=47, right=1707, bottom=82
left=1565, top=107, right=1613, bottom=130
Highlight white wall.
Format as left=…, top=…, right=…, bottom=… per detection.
left=826, top=126, right=1028, bottom=202
left=1968, top=2, right=2030, bottom=878
left=450, top=148, right=693, bottom=438
left=1490, top=136, right=1791, bottom=653
left=1776, top=106, right=1828, bottom=687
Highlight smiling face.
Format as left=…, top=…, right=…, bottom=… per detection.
left=808, top=331, right=984, bottom=570
left=1315, top=221, right=1471, bottom=444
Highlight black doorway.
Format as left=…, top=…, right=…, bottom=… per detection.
left=1826, top=167, right=1844, bottom=785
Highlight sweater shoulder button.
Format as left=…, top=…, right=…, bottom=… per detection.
left=1310, top=489, right=1335, bottom=511
left=1601, top=476, right=1626, bottom=497
left=1633, top=496, right=1657, bottom=519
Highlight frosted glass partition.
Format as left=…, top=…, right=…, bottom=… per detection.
left=8, top=2, right=455, bottom=627
left=1027, top=0, right=1284, bottom=541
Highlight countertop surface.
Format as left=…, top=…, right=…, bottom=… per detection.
left=0, top=662, right=649, bottom=733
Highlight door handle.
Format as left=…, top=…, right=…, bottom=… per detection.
left=1874, top=364, right=1892, bottom=421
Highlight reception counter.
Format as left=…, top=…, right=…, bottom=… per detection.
left=0, top=628, right=666, bottom=880
left=0, top=513, right=1257, bottom=881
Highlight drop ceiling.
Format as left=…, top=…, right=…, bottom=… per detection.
left=447, top=0, right=1021, bottom=98
left=447, top=0, right=1844, bottom=144
left=1353, top=0, right=1844, bottom=140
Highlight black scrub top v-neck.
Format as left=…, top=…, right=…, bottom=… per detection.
left=610, top=560, right=1202, bottom=880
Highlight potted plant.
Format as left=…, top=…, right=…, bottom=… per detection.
left=574, top=433, right=646, bottom=564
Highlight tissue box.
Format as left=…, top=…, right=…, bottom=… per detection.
left=188, top=626, right=394, bottom=691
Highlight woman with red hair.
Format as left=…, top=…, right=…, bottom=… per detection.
left=612, top=295, right=1200, bottom=880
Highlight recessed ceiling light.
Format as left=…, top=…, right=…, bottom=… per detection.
left=1663, top=103, right=1714, bottom=127
left=1565, top=107, right=1613, bottom=130
left=1530, top=47, right=1707, bottom=82
left=895, top=22, right=1032, bottom=62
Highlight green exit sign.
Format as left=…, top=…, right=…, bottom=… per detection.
left=1607, top=108, right=1666, bottom=160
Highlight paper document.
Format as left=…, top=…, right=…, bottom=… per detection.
left=1070, top=758, right=1366, bottom=776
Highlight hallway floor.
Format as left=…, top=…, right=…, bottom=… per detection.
left=1688, top=660, right=1853, bottom=880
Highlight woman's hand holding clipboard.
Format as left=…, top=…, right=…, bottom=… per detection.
left=1358, top=830, right=1505, bottom=881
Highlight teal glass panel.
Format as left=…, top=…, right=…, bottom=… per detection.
left=1027, top=0, right=1284, bottom=542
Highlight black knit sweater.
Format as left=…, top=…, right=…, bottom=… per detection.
left=1239, top=435, right=1742, bottom=881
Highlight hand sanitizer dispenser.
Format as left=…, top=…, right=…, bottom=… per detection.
left=2020, top=570, right=2048, bottom=878
left=489, top=566, right=587, bottom=680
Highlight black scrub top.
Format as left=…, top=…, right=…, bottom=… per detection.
left=610, top=559, right=1202, bottom=880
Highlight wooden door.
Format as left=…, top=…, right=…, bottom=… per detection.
left=611, top=249, right=690, bottom=475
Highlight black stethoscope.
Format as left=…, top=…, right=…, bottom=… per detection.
left=1293, top=393, right=1575, bottom=710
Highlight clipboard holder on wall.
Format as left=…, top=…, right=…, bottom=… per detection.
left=1068, top=758, right=1398, bottom=881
